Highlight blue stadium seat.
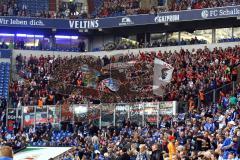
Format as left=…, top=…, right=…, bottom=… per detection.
left=18, top=0, right=49, bottom=14
left=0, top=62, right=10, bottom=98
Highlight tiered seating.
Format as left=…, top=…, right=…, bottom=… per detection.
left=218, top=38, right=240, bottom=43
left=31, top=130, right=72, bottom=147
left=91, top=0, right=104, bottom=17
left=18, top=0, right=49, bottom=15
left=51, top=131, right=72, bottom=142
left=0, top=62, right=10, bottom=98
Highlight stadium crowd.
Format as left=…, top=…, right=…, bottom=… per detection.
left=97, top=0, right=240, bottom=17
left=0, top=0, right=87, bottom=19
left=2, top=92, right=240, bottom=159
left=10, top=45, right=240, bottom=107
left=0, top=0, right=239, bottom=19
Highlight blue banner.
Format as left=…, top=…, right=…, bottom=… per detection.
left=0, top=5, right=239, bottom=30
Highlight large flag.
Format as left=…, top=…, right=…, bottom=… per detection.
left=80, top=64, right=100, bottom=89
left=153, top=58, right=174, bottom=96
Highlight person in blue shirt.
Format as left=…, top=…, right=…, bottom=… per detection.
left=222, top=94, right=230, bottom=109
left=0, top=157, right=13, bottom=160
left=221, top=133, right=238, bottom=159
left=204, top=118, right=216, bottom=133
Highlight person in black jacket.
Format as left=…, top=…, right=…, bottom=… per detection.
left=119, top=148, right=130, bottom=160
left=150, top=144, right=164, bottom=160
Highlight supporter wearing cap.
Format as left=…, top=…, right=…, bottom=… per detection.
left=228, top=121, right=238, bottom=137
left=167, top=135, right=176, bottom=160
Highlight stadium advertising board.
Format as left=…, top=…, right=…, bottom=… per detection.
left=7, top=108, right=17, bottom=131
left=116, top=101, right=177, bottom=116
left=159, top=101, right=177, bottom=115
left=0, top=5, right=239, bottom=29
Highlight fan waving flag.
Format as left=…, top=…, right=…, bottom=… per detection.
left=153, top=58, right=174, bottom=96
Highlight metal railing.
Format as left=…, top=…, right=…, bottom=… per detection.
left=6, top=101, right=177, bottom=130
left=198, top=81, right=236, bottom=107
left=5, top=81, right=238, bottom=131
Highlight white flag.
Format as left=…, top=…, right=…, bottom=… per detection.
left=153, top=58, right=174, bottom=96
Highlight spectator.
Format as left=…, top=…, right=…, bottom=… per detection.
left=0, top=146, right=13, bottom=160
left=119, top=148, right=130, bottom=160
left=150, top=144, right=163, bottom=160
left=136, top=144, right=148, bottom=160
left=167, top=135, right=176, bottom=160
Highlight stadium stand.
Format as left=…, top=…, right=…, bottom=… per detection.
left=1, top=0, right=240, bottom=160
left=0, top=0, right=239, bottom=18
left=18, top=0, right=49, bottom=16
left=10, top=45, right=239, bottom=107
left=0, top=62, right=10, bottom=99
left=3, top=40, right=239, bottom=159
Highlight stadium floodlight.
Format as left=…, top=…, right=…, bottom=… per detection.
left=16, top=34, right=27, bottom=37
left=26, top=35, right=35, bottom=38
left=0, top=33, right=14, bottom=37
left=71, top=36, right=78, bottom=40
left=55, top=35, right=78, bottom=39
left=35, top=35, right=44, bottom=38
left=55, top=35, right=71, bottom=39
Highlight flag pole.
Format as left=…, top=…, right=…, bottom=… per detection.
left=110, top=58, right=112, bottom=79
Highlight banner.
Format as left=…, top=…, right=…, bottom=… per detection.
left=80, top=64, right=100, bottom=89
left=153, top=58, right=174, bottom=96
left=139, top=101, right=177, bottom=115
left=114, top=101, right=177, bottom=116
left=102, top=78, right=120, bottom=91
left=159, top=101, right=177, bottom=115
left=116, top=104, right=129, bottom=111
left=0, top=5, right=239, bottom=29
left=7, top=108, right=16, bottom=131
left=103, top=61, right=135, bottom=70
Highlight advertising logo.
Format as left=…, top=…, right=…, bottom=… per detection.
left=154, top=14, right=180, bottom=23
left=201, top=10, right=209, bottom=19
left=69, top=20, right=99, bottom=29
left=119, top=17, right=134, bottom=26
